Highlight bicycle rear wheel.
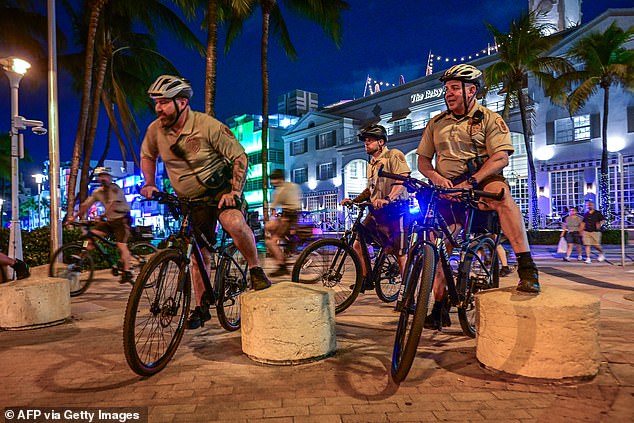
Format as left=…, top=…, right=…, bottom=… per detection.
left=391, top=241, right=436, bottom=384
left=49, top=244, right=95, bottom=296
left=457, top=236, right=499, bottom=338
left=375, top=251, right=402, bottom=303
left=128, top=242, right=158, bottom=279
left=123, top=248, right=191, bottom=376
left=291, top=239, right=362, bottom=314
left=215, top=244, right=248, bottom=331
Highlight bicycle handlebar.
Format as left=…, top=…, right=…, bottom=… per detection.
left=378, top=168, right=504, bottom=201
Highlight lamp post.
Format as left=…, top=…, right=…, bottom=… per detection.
left=32, top=173, right=46, bottom=228
left=0, top=198, right=4, bottom=228
left=1, top=57, right=47, bottom=277
left=1, top=57, right=30, bottom=267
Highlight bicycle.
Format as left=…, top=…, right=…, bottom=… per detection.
left=49, top=221, right=157, bottom=296
left=291, top=202, right=405, bottom=314
left=379, top=169, right=503, bottom=383
left=122, top=192, right=249, bottom=376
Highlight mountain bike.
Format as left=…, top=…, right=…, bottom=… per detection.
left=49, top=221, right=157, bottom=296
left=379, top=169, right=503, bottom=383
left=291, top=202, right=405, bottom=313
left=122, top=192, right=249, bottom=376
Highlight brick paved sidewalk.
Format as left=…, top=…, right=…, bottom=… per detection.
left=1, top=255, right=633, bottom=422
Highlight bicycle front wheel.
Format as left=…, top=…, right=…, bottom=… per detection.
left=49, top=244, right=95, bottom=296
left=392, top=242, right=436, bottom=384
left=375, top=251, right=402, bottom=303
left=123, top=248, right=191, bottom=376
left=215, top=244, right=248, bottom=331
left=291, top=239, right=362, bottom=314
left=457, top=236, right=499, bottom=338
left=128, top=242, right=158, bottom=279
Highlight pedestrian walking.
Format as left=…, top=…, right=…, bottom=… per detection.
left=580, top=201, right=605, bottom=263
left=561, top=206, right=584, bottom=261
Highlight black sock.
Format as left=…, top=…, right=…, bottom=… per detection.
left=516, top=252, right=536, bottom=270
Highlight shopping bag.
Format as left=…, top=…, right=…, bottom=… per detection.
left=557, top=237, right=568, bottom=254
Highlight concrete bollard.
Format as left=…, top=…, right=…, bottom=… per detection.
left=241, top=282, right=336, bottom=365
left=0, top=276, right=71, bottom=330
left=476, top=285, right=601, bottom=379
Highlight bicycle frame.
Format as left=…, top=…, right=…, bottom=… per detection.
left=409, top=190, right=501, bottom=309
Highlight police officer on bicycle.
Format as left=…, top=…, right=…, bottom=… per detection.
left=265, top=169, right=301, bottom=277
left=139, top=75, right=271, bottom=330
left=417, top=64, right=540, bottom=328
left=341, top=124, right=411, bottom=291
left=73, top=167, right=134, bottom=284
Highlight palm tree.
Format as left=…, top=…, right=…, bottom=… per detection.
left=63, top=0, right=204, bottom=208
left=172, top=0, right=252, bottom=116
left=226, top=0, right=348, bottom=220
left=559, top=22, right=634, bottom=225
left=484, top=11, right=573, bottom=230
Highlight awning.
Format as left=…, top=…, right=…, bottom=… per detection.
left=387, top=108, right=411, bottom=123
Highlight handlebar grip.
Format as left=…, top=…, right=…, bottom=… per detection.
left=377, top=167, right=408, bottom=182
left=474, top=188, right=505, bottom=201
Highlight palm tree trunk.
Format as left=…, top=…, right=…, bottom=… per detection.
left=79, top=45, right=110, bottom=202
left=599, top=86, right=612, bottom=226
left=261, top=3, right=272, bottom=223
left=205, top=0, right=218, bottom=117
left=66, top=0, right=107, bottom=216
left=101, top=93, right=138, bottom=168
left=516, top=89, right=539, bottom=230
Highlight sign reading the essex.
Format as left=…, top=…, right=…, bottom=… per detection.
left=410, top=88, right=444, bottom=103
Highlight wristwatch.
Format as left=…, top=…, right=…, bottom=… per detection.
left=467, top=176, right=479, bottom=188
left=384, top=196, right=392, bottom=203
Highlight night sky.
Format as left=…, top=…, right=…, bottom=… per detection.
left=1, top=0, right=631, bottom=190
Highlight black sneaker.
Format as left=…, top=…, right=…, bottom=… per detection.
left=270, top=265, right=289, bottom=278
left=500, top=266, right=513, bottom=277
left=250, top=266, right=271, bottom=291
left=516, top=266, right=540, bottom=293
left=423, top=301, right=451, bottom=330
left=120, top=271, right=134, bottom=285
left=11, top=259, right=30, bottom=280
left=187, top=306, right=212, bottom=330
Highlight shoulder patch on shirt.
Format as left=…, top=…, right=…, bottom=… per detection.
left=222, top=125, right=236, bottom=139
left=495, top=116, right=509, bottom=134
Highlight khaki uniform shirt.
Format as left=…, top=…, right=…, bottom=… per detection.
left=84, top=183, right=130, bottom=220
left=271, top=181, right=301, bottom=211
left=416, top=102, right=514, bottom=179
left=367, top=147, right=411, bottom=202
left=141, top=109, right=245, bottom=197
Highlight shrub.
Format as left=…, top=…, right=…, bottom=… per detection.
left=527, top=229, right=629, bottom=245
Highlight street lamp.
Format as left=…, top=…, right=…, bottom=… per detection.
left=32, top=173, right=46, bottom=228
left=1, top=56, right=47, bottom=274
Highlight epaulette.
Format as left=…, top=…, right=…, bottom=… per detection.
left=432, top=110, right=450, bottom=123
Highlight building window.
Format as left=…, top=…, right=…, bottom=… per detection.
left=291, top=139, right=308, bottom=156
left=510, top=132, right=526, bottom=155
left=318, top=162, right=336, bottom=180
left=550, top=169, right=585, bottom=215
left=508, top=175, right=528, bottom=216
left=292, top=167, right=308, bottom=184
left=324, top=194, right=338, bottom=210
left=349, top=161, right=366, bottom=179
left=305, top=196, right=321, bottom=210
left=555, top=115, right=591, bottom=144
left=245, top=177, right=263, bottom=192
left=317, top=131, right=336, bottom=150
left=247, top=150, right=284, bottom=165
left=392, top=118, right=412, bottom=134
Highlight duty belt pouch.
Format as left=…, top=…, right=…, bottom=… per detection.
left=204, top=164, right=232, bottom=196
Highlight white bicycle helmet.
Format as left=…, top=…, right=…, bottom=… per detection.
left=439, top=64, right=483, bottom=87
left=147, top=75, right=193, bottom=99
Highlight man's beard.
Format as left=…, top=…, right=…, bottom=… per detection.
left=159, top=111, right=178, bottom=128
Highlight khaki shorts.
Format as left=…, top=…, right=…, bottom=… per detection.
left=582, top=231, right=602, bottom=246
left=95, top=217, right=130, bottom=243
